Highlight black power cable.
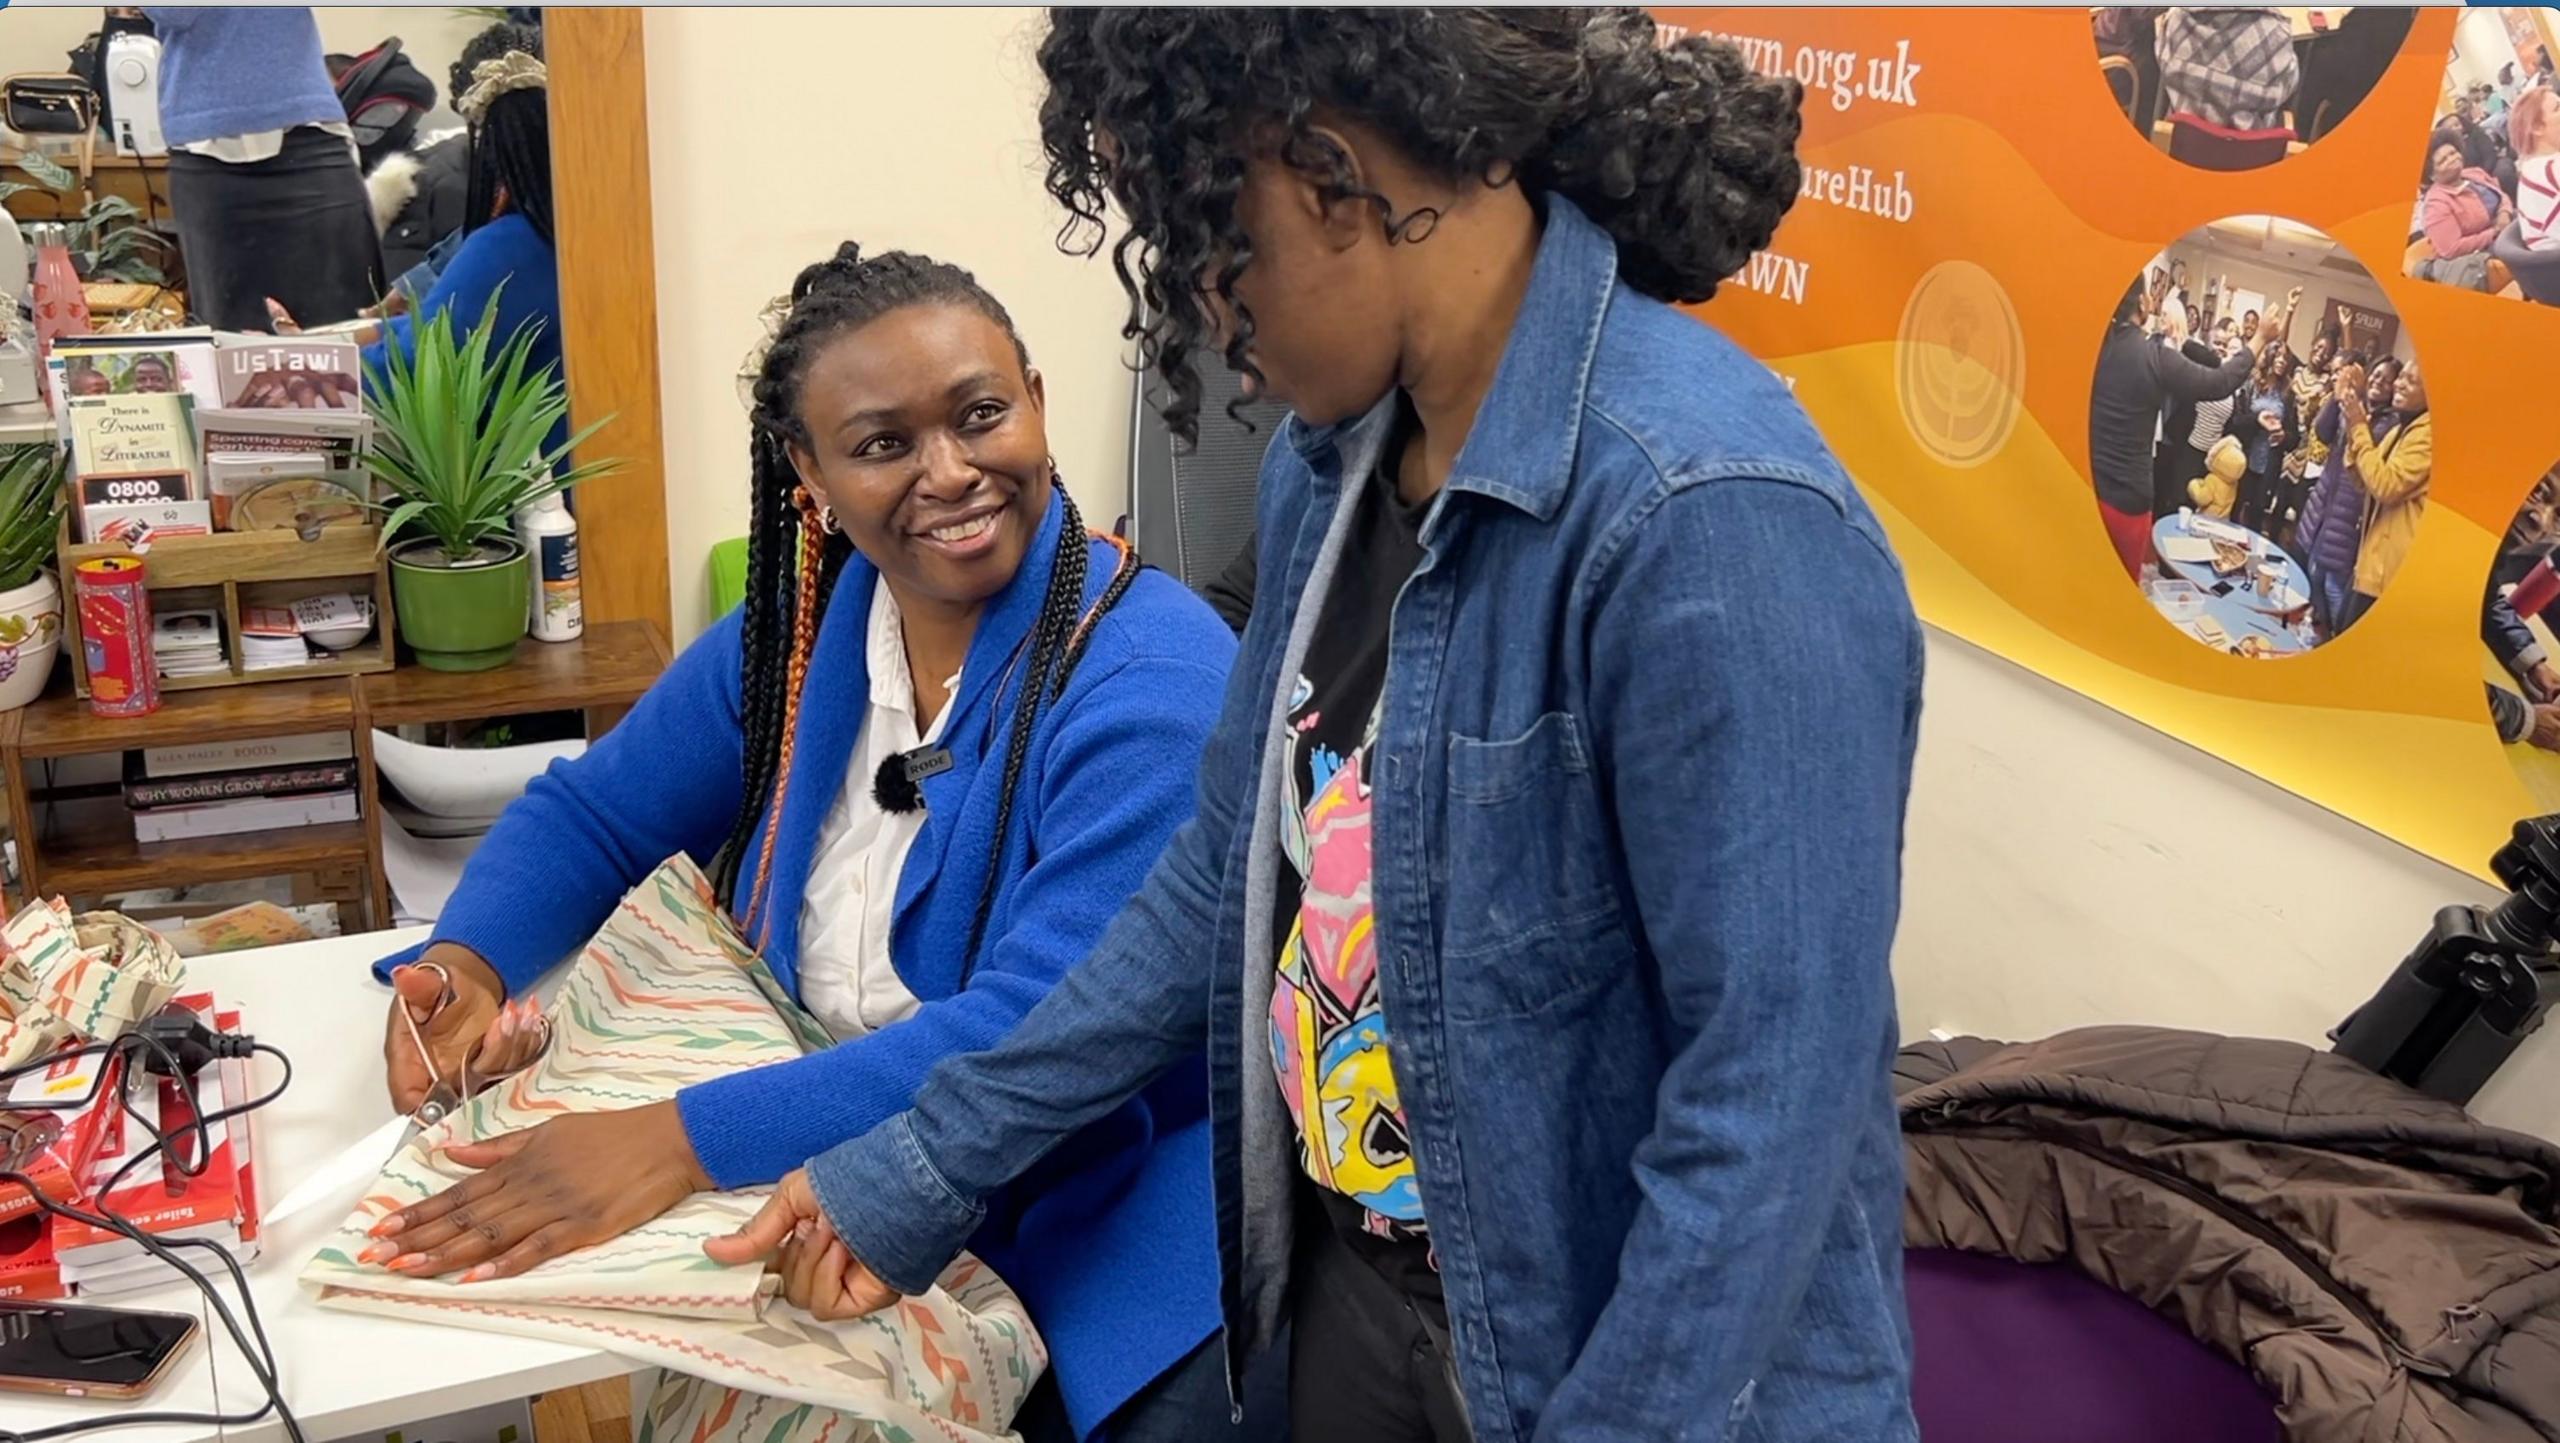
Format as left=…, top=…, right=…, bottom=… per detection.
left=0, top=1028, right=304, bottom=1443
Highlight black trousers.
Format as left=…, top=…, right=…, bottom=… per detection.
left=166, top=128, right=385, bottom=332
left=1289, top=1220, right=1471, bottom=1443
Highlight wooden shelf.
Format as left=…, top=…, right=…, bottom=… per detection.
left=6, top=619, right=670, bottom=918
left=360, top=620, right=669, bottom=726
left=18, top=675, right=353, bottom=760
left=38, top=812, right=370, bottom=897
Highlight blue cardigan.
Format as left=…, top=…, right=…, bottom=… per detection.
left=361, top=214, right=568, bottom=458
left=378, top=500, right=1234, bottom=1436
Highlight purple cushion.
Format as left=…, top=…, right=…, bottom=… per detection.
left=1907, top=1248, right=2283, bottom=1443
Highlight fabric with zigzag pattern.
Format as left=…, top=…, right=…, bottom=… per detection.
left=298, top=854, right=1045, bottom=1443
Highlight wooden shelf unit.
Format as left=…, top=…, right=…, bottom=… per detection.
left=5, top=619, right=670, bottom=928
left=59, top=525, right=397, bottom=697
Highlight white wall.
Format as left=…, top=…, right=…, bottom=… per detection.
left=0, top=5, right=485, bottom=122
left=1902, top=630, right=2559, bottom=1143
left=643, top=7, right=1136, bottom=641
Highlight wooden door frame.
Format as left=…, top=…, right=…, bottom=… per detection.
left=546, top=8, right=671, bottom=639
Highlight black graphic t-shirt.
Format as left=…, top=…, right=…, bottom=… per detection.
left=1268, top=433, right=1440, bottom=1304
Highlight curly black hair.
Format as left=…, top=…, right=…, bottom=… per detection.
left=1035, top=7, right=1804, bottom=441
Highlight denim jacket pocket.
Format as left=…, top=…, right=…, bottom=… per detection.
left=1441, top=711, right=1635, bottom=1020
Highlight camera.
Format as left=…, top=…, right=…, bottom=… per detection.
left=2332, top=814, right=2560, bottom=1103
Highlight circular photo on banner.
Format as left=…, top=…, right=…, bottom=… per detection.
left=2086, top=215, right=2429, bottom=659
left=2092, top=7, right=2415, bottom=171
left=2483, top=465, right=2560, bottom=809
left=2399, top=8, right=2560, bottom=309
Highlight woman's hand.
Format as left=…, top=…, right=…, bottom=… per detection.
left=360, top=1102, right=713, bottom=1282
left=384, top=947, right=518, bottom=1115
left=263, top=298, right=303, bottom=336
left=704, top=1169, right=899, bottom=1321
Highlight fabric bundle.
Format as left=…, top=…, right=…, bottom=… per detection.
left=299, top=855, right=1046, bottom=1443
left=0, top=896, right=184, bottom=1070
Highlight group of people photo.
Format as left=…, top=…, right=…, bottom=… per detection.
left=2093, top=6, right=2414, bottom=171
left=2089, top=219, right=2430, bottom=658
left=2486, top=466, right=2560, bottom=788
left=2403, top=5, right=2560, bottom=304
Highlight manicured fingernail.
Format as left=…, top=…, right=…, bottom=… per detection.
left=387, top=1254, right=429, bottom=1272
left=460, top=1264, right=494, bottom=1284
left=369, top=1215, right=406, bottom=1238
left=498, top=1008, right=517, bottom=1038
left=358, top=1242, right=398, bottom=1264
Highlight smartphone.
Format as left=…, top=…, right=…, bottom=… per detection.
left=0, top=1300, right=198, bottom=1400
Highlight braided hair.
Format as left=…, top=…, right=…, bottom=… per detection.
left=456, top=23, right=553, bottom=244
left=711, top=244, right=1142, bottom=976
left=1035, top=8, right=1804, bottom=442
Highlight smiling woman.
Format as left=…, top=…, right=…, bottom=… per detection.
left=359, top=243, right=1242, bottom=1441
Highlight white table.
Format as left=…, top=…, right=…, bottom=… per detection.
left=10, top=930, right=641, bottom=1443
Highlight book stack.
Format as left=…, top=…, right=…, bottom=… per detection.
left=0, top=1045, right=135, bottom=1302
left=124, top=732, right=359, bottom=844
left=239, top=606, right=315, bottom=672
left=154, top=610, right=227, bottom=680
left=54, top=996, right=263, bottom=1298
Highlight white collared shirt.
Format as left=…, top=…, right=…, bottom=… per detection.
left=796, top=577, right=960, bottom=1042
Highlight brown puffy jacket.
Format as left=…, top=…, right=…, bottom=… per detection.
left=1898, top=1027, right=2560, bottom=1441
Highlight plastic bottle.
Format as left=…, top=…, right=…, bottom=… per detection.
left=516, top=492, right=582, bottom=642
left=29, top=224, right=91, bottom=413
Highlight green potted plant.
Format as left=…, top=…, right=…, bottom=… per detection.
left=0, top=445, right=68, bottom=711
left=360, top=292, right=616, bottom=671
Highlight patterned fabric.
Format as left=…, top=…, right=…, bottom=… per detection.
left=300, top=855, right=1045, bottom=1442
left=2158, top=8, right=2299, bottom=132
left=0, top=898, right=182, bottom=1070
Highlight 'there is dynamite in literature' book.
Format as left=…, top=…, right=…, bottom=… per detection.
left=65, top=392, right=212, bottom=542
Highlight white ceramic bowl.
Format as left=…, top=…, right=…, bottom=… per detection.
left=305, top=622, right=373, bottom=651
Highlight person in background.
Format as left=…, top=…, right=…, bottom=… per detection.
left=272, top=28, right=563, bottom=451
left=2512, top=83, right=2560, bottom=252
left=124, top=354, right=177, bottom=394
left=2416, top=134, right=2513, bottom=291
left=2296, top=355, right=2395, bottom=634
left=2157, top=8, right=2298, bottom=133
left=2097, top=281, right=2268, bottom=578
left=2449, top=94, right=2506, bottom=177
left=2335, top=360, right=2431, bottom=626
left=2235, top=348, right=2299, bottom=532
left=2486, top=472, right=2560, bottom=751
left=713, top=10, right=1926, bottom=1442
left=146, top=6, right=385, bottom=331
left=356, top=244, right=1243, bottom=1443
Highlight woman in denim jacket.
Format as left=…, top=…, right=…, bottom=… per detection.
left=716, top=12, right=1925, bottom=1441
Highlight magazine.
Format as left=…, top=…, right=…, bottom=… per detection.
left=213, top=334, right=362, bottom=411
left=198, top=406, right=369, bottom=528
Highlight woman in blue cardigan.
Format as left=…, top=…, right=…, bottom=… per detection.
left=358, top=245, right=1239, bottom=1442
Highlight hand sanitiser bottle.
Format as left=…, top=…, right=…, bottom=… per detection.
left=516, top=492, right=583, bottom=642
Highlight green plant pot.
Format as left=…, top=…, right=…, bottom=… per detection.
left=392, top=539, right=531, bottom=672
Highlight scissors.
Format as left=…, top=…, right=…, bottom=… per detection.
left=265, top=964, right=550, bottom=1227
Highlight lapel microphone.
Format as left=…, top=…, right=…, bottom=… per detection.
left=872, top=745, right=953, bottom=814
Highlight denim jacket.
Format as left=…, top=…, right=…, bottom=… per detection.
left=811, top=197, right=1924, bottom=1442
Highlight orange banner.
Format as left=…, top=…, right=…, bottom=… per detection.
left=1665, top=6, right=2560, bottom=876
